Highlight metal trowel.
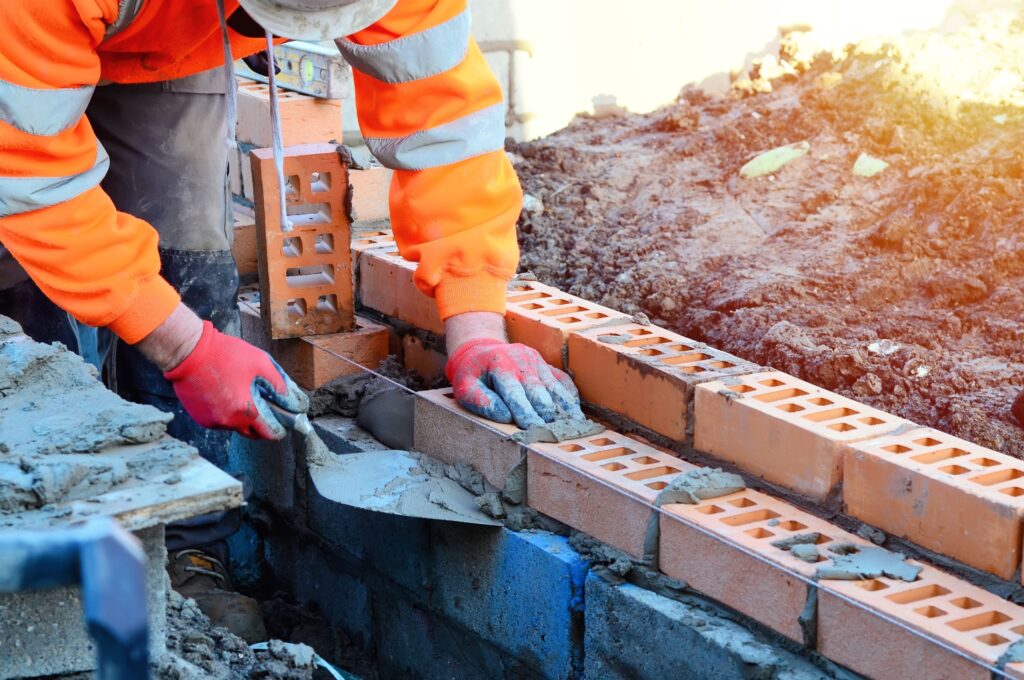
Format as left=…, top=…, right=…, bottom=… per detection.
left=266, top=402, right=500, bottom=527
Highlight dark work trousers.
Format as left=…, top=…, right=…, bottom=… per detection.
left=0, top=66, right=242, bottom=551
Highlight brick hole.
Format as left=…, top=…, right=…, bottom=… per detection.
left=441, top=391, right=455, bottom=399
left=636, top=349, right=663, bottom=357
left=938, top=465, right=970, bottom=476
left=915, top=606, right=947, bottom=618
left=947, top=611, right=1012, bottom=632
left=777, top=520, right=807, bottom=531
left=860, top=416, right=885, bottom=425
left=828, top=423, right=857, bottom=432
left=728, top=498, right=757, bottom=508
left=623, top=337, right=672, bottom=348
left=730, top=384, right=756, bottom=394
left=972, top=457, right=1000, bottom=467
left=286, top=202, right=332, bottom=227
left=519, top=303, right=544, bottom=310
left=581, top=447, right=635, bottom=462
left=1013, top=625, right=1024, bottom=635
left=602, top=462, right=626, bottom=472
left=589, top=438, right=615, bottom=446
left=286, top=264, right=334, bottom=287
left=912, top=448, right=969, bottom=464
left=978, top=633, right=1011, bottom=646
left=882, top=444, right=912, bottom=454
left=856, top=579, right=890, bottom=591
left=508, top=292, right=552, bottom=302
left=556, top=316, right=582, bottom=324
left=804, top=407, right=859, bottom=422
left=886, top=584, right=951, bottom=604
left=746, top=528, right=774, bottom=539
left=1001, top=487, right=1024, bottom=497
left=755, top=388, right=809, bottom=403
left=971, top=469, right=1024, bottom=486
left=808, top=397, right=833, bottom=406
left=541, top=305, right=588, bottom=317
left=315, top=234, right=334, bottom=254
left=760, top=379, right=785, bottom=387
left=310, top=171, right=331, bottom=192
left=285, top=175, right=300, bottom=196
left=584, top=312, right=608, bottom=319
left=316, top=294, right=338, bottom=313
left=707, top=361, right=736, bottom=369
left=547, top=299, right=571, bottom=306
left=559, top=444, right=585, bottom=452
left=661, top=352, right=712, bottom=365
left=646, top=481, right=669, bottom=490
left=628, top=328, right=653, bottom=336
left=668, top=344, right=695, bottom=352
left=625, top=466, right=681, bottom=481
left=697, top=505, right=724, bottom=515
left=632, top=456, right=659, bottom=465
left=721, top=509, right=781, bottom=526
left=816, top=534, right=832, bottom=544
left=281, top=237, right=303, bottom=257
left=677, top=366, right=706, bottom=374
left=950, top=597, right=982, bottom=609
left=914, top=437, right=943, bottom=446
left=285, top=298, right=307, bottom=320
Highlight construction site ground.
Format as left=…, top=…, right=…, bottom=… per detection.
left=513, top=14, right=1024, bottom=459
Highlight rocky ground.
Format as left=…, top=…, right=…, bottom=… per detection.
left=513, top=11, right=1024, bottom=457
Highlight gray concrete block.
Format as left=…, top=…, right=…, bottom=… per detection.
left=0, top=525, right=167, bottom=679
left=584, top=571, right=830, bottom=680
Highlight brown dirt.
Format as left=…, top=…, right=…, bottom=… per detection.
left=513, top=14, right=1024, bottom=457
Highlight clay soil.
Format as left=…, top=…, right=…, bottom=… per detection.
left=514, top=16, right=1024, bottom=457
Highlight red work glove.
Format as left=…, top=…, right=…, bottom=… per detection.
left=163, top=321, right=308, bottom=440
left=446, top=338, right=584, bottom=429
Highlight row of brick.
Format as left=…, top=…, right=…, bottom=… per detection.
left=351, top=235, right=1024, bottom=584
left=411, top=385, right=1024, bottom=679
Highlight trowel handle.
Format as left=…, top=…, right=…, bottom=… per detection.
left=266, top=400, right=313, bottom=436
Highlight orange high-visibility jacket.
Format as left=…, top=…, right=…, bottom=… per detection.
left=0, top=0, right=521, bottom=343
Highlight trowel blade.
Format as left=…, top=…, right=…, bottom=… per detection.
left=309, top=450, right=501, bottom=526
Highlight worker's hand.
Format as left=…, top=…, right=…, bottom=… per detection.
left=446, top=335, right=584, bottom=429
left=162, top=320, right=308, bottom=440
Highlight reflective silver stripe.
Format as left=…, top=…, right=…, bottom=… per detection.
left=0, top=143, right=110, bottom=217
left=0, top=80, right=94, bottom=137
left=105, top=0, right=146, bottom=39
left=335, top=8, right=470, bottom=84
left=364, top=102, right=505, bottom=171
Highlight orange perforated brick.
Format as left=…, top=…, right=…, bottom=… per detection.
left=568, top=324, right=759, bottom=442
left=350, top=229, right=396, bottom=255
left=358, top=248, right=444, bottom=335
left=505, top=280, right=628, bottom=368
left=844, top=427, right=1024, bottom=579
left=403, top=335, right=447, bottom=384
left=661, top=489, right=869, bottom=642
left=232, top=204, right=258, bottom=277
left=529, top=431, right=694, bottom=557
left=413, top=388, right=524, bottom=494
left=819, top=562, right=1024, bottom=679
left=349, top=165, right=391, bottom=222
left=693, top=371, right=909, bottom=501
left=252, top=144, right=355, bottom=339
left=235, top=78, right=342, bottom=147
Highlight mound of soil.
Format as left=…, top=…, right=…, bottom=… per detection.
left=514, top=13, right=1024, bottom=456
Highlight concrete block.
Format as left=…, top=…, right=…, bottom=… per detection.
left=568, top=322, right=758, bottom=442
left=0, top=526, right=167, bottom=679
left=694, top=370, right=909, bottom=502
left=507, top=279, right=627, bottom=368
left=227, top=430, right=295, bottom=514
left=413, top=388, right=525, bottom=494
left=843, top=427, right=1024, bottom=580
left=430, top=526, right=587, bottom=679
left=584, top=571, right=830, bottom=680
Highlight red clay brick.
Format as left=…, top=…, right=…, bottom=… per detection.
left=358, top=248, right=443, bottom=335
left=569, top=323, right=759, bottom=442
left=819, top=563, right=1024, bottom=679
left=505, top=280, right=627, bottom=368
left=232, top=204, right=257, bottom=277
left=529, top=431, right=695, bottom=557
left=239, top=296, right=388, bottom=390
left=403, top=335, right=447, bottom=384
left=252, top=144, right=355, bottom=339
left=693, top=371, right=909, bottom=501
left=349, top=165, right=391, bottom=222
left=413, top=388, right=524, bottom=494
left=235, top=78, right=342, bottom=148
left=661, top=489, right=869, bottom=642
left=350, top=229, right=396, bottom=257
left=844, top=427, right=1024, bottom=580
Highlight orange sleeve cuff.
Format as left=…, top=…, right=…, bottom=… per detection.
left=105, top=274, right=181, bottom=344
left=434, top=270, right=510, bottom=321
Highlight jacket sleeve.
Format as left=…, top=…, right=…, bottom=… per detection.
left=340, top=0, right=522, bottom=320
left=0, top=0, right=180, bottom=344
